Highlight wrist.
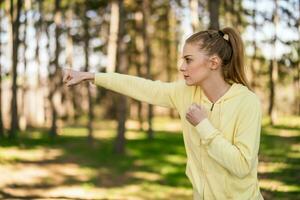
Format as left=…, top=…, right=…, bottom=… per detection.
left=82, top=72, right=95, bottom=82
left=194, top=117, right=206, bottom=127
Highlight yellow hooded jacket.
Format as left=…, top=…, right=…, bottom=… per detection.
left=94, top=72, right=264, bottom=200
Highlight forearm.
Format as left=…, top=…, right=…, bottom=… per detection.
left=195, top=118, right=260, bottom=178
left=205, top=133, right=257, bottom=178
left=195, top=97, right=262, bottom=178
left=93, top=72, right=182, bottom=109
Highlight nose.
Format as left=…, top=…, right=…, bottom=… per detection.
left=179, top=62, right=187, bottom=72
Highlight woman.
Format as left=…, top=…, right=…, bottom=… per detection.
left=63, top=27, right=264, bottom=200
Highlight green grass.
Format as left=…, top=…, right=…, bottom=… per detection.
left=0, top=122, right=192, bottom=199
left=259, top=116, right=300, bottom=200
left=0, top=116, right=299, bottom=199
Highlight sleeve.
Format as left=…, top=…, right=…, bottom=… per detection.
left=94, top=72, right=184, bottom=110
left=194, top=95, right=262, bottom=178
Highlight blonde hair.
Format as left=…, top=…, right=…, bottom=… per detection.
left=185, top=27, right=251, bottom=91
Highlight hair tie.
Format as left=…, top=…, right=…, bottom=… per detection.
left=218, top=30, right=229, bottom=41
left=218, top=30, right=224, bottom=37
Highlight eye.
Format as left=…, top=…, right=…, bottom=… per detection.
left=186, top=58, right=192, bottom=64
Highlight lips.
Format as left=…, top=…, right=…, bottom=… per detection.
left=184, top=75, right=189, bottom=78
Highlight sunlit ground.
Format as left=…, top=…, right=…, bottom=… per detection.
left=0, top=116, right=299, bottom=199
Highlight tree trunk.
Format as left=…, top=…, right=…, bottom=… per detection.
left=49, top=0, right=62, bottom=137
left=167, top=5, right=178, bottom=119
left=268, top=60, right=275, bottom=122
left=249, top=0, right=258, bottom=90
left=35, top=0, right=43, bottom=87
left=35, top=0, right=48, bottom=127
left=142, top=0, right=154, bottom=139
left=295, top=0, right=300, bottom=115
left=134, top=10, right=144, bottom=131
left=9, top=0, right=22, bottom=139
left=83, top=6, right=94, bottom=144
left=268, top=0, right=278, bottom=125
left=65, top=4, right=76, bottom=124
left=113, top=0, right=128, bottom=154
left=293, top=60, right=300, bottom=115
left=107, top=0, right=120, bottom=73
left=137, top=51, right=144, bottom=131
left=20, top=0, right=30, bottom=131
left=0, top=6, right=4, bottom=138
left=208, top=0, right=220, bottom=30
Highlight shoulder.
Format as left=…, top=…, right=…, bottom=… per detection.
left=241, top=91, right=261, bottom=106
left=233, top=87, right=263, bottom=131
left=243, top=89, right=261, bottom=107
left=237, top=88, right=262, bottom=116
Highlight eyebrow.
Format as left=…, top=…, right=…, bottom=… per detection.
left=182, top=55, right=193, bottom=58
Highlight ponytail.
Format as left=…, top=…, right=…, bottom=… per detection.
left=221, top=27, right=251, bottom=90
left=185, top=27, right=252, bottom=91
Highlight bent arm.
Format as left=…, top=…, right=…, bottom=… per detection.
left=195, top=95, right=262, bottom=178
left=90, top=72, right=184, bottom=109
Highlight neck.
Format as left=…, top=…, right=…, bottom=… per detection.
left=199, top=79, right=232, bottom=103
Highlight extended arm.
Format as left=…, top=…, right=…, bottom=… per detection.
left=93, top=72, right=183, bottom=109
left=63, top=70, right=184, bottom=110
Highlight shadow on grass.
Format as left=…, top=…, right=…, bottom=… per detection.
left=258, top=127, right=300, bottom=200
left=0, top=129, right=191, bottom=199
left=272, top=125, right=300, bottom=132
left=0, top=190, right=106, bottom=200
left=1, top=121, right=300, bottom=199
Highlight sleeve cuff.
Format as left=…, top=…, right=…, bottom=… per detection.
left=195, top=118, right=219, bottom=145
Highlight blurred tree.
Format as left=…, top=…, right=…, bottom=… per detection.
left=280, top=0, right=300, bottom=115
left=20, top=0, right=30, bottom=130
left=63, top=3, right=76, bottom=123
left=48, top=0, right=62, bottom=137
left=249, top=0, right=259, bottom=90
left=9, top=0, right=23, bottom=139
left=208, top=0, right=220, bottom=30
left=222, top=0, right=245, bottom=32
left=71, top=3, right=85, bottom=124
left=167, top=1, right=181, bottom=119
left=142, top=0, right=154, bottom=139
left=0, top=0, right=298, bottom=142
left=131, top=6, right=144, bottom=131
left=83, top=3, right=94, bottom=144
left=103, top=0, right=121, bottom=120
left=107, top=0, right=119, bottom=73
left=296, top=0, right=300, bottom=115
left=35, top=0, right=43, bottom=87
left=268, top=0, right=279, bottom=125
left=0, top=4, right=4, bottom=138
left=114, top=0, right=128, bottom=154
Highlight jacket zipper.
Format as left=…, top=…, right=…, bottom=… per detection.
left=210, top=103, right=215, bottom=111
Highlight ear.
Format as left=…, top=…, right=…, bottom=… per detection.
left=209, top=55, right=221, bottom=70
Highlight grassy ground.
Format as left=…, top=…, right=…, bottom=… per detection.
left=258, top=116, right=300, bottom=200
left=0, top=116, right=299, bottom=199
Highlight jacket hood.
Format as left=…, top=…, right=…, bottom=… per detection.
left=192, top=82, right=250, bottom=129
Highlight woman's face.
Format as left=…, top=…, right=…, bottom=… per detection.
left=179, top=43, right=212, bottom=86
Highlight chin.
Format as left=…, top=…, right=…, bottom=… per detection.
left=184, top=80, right=195, bottom=86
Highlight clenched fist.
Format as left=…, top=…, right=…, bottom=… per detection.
left=186, top=103, right=208, bottom=126
left=62, top=68, right=94, bottom=87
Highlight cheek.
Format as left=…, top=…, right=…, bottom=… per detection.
left=189, top=64, right=210, bottom=82
left=189, top=64, right=205, bottom=76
